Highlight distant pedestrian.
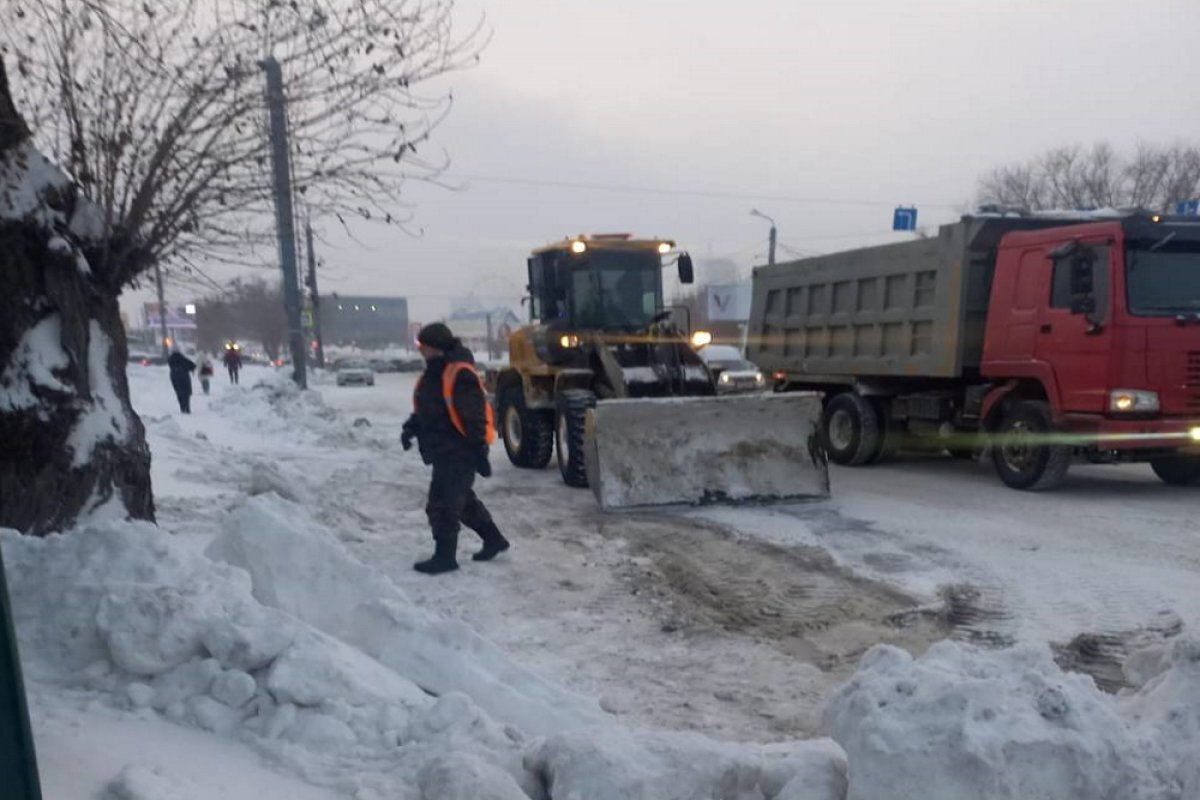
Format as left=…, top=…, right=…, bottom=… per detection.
left=223, top=345, right=242, bottom=384
left=167, top=348, right=196, bottom=414
left=401, top=322, right=508, bottom=575
left=197, top=353, right=214, bottom=395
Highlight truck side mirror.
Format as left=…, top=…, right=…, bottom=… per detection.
left=678, top=253, right=695, bottom=285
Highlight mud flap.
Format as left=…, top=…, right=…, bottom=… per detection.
left=585, top=393, right=830, bottom=509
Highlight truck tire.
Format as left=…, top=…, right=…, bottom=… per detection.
left=499, top=387, right=553, bottom=469
left=991, top=400, right=1071, bottom=490
left=1149, top=456, right=1200, bottom=486
left=556, top=390, right=596, bottom=488
left=821, top=392, right=884, bottom=466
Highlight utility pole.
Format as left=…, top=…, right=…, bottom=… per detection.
left=485, top=311, right=494, bottom=362
left=750, top=208, right=777, bottom=266
left=153, top=261, right=170, bottom=359
left=261, top=55, right=307, bottom=389
left=304, top=219, right=325, bottom=369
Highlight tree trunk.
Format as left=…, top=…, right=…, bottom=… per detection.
left=0, top=61, right=153, bottom=536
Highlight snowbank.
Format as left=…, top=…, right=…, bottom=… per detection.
left=526, top=728, right=847, bottom=800
left=208, top=373, right=342, bottom=436
left=823, top=639, right=1191, bottom=800
left=1119, top=636, right=1200, bottom=796
left=207, top=493, right=609, bottom=736
left=0, top=517, right=536, bottom=798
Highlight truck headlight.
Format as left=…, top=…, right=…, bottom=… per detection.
left=1190, top=427, right=1200, bottom=442
left=1109, top=389, right=1159, bottom=414
left=755, top=372, right=765, bottom=384
left=691, top=330, right=713, bottom=348
left=719, top=372, right=732, bottom=384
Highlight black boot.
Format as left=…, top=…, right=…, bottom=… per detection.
left=414, top=534, right=459, bottom=575
left=472, top=525, right=510, bottom=562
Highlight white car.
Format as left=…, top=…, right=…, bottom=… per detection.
left=336, top=360, right=375, bottom=387
left=699, top=345, right=766, bottom=394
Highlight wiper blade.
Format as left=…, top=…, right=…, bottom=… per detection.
left=1149, top=232, right=1177, bottom=252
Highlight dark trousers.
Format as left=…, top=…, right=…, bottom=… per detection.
left=426, top=457, right=501, bottom=551
left=227, top=367, right=240, bottom=384
left=171, top=380, right=191, bottom=414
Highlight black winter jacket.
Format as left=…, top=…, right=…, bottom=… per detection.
left=168, top=352, right=195, bottom=393
left=406, top=345, right=488, bottom=464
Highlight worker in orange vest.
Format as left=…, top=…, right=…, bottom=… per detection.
left=402, top=323, right=508, bottom=574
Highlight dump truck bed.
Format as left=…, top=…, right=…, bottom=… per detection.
left=746, top=217, right=1087, bottom=381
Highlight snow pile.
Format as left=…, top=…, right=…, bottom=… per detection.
left=823, top=640, right=1190, bottom=800
left=1119, top=637, right=1200, bottom=796
left=206, top=494, right=609, bottom=736
left=0, top=514, right=538, bottom=798
left=526, top=728, right=846, bottom=800
left=208, top=373, right=341, bottom=436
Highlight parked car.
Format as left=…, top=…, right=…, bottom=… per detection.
left=698, top=345, right=766, bottom=394
left=390, top=357, right=425, bottom=372
left=369, top=358, right=398, bottom=373
left=336, top=359, right=375, bottom=387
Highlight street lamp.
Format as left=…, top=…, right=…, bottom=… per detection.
left=750, top=209, right=777, bottom=266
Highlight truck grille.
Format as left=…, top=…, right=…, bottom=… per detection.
left=1188, top=352, right=1200, bottom=410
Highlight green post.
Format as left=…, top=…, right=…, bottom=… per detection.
left=0, top=542, right=42, bottom=799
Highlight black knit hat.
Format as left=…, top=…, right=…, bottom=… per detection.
left=417, top=322, right=458, bottom=352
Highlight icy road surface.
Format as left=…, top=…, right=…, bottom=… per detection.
left=132, top=365, right=1197, bottom=739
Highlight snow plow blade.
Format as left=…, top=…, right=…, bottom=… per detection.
left=585, top=393, right=829, bottom=510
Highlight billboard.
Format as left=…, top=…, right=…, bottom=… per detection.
left=143, top=303, right=197, bottom=329
left=706, top=283, right=752, bottom=322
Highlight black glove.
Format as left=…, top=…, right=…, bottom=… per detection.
left=401, top=417, right=418, bottom=451
left=475, top=446, right=492, bottom=478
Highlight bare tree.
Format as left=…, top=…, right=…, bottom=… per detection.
left=3, top=0, right=484, bottom=271
left=1, top=60, right=152, bottom=534
left=0, top=0, right=483, bottom=534
left=978, top=142, right=1200, bottom=212
left=195, top=278, right=287, bottom=358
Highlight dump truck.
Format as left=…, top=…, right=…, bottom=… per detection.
left=747, top=212, right=1200, bottom=490
left=492, top=234, right=829, bottom=509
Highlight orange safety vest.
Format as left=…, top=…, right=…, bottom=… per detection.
left=414, top=362, right=496, bottom=444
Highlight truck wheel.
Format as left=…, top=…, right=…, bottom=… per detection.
left=991, top=400, right=1071, bottom=490
left=499, top=387, right=553, bottom=469
left=821, top=393, right=884, bottom=466
left=556, top=390, right=596, bottom=488
left=1149, top=456, right=1200, bottom=486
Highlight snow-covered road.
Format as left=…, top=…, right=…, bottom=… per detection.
left=233, top=366, right=1198, bottom=720
left=307, top=368, right=1199, bottom=659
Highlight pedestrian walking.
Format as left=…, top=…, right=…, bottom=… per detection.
left=223, top=344, right=242, bottom=384
left=401, top=323, right=508, bottom=575
left=167, top=348, right=196, bottom=414
left=197, top=353, right=214, bottom=395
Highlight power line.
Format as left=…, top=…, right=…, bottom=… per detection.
left=446, top=172, right=965, bottom=210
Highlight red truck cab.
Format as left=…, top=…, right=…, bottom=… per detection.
left=981, top=215, right=1200, bottom=487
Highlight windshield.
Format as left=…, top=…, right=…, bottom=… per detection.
left=1125, top=243, right=1200, bottom=316
left=569, top=250, right=661, bottom=330
left=709, top=360, right=756, bottom=372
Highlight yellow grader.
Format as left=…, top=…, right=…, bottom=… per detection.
left=489, top=234, right=828, bottom=509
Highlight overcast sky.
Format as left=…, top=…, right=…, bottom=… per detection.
left=126, top=0, right=1200, bottom=325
